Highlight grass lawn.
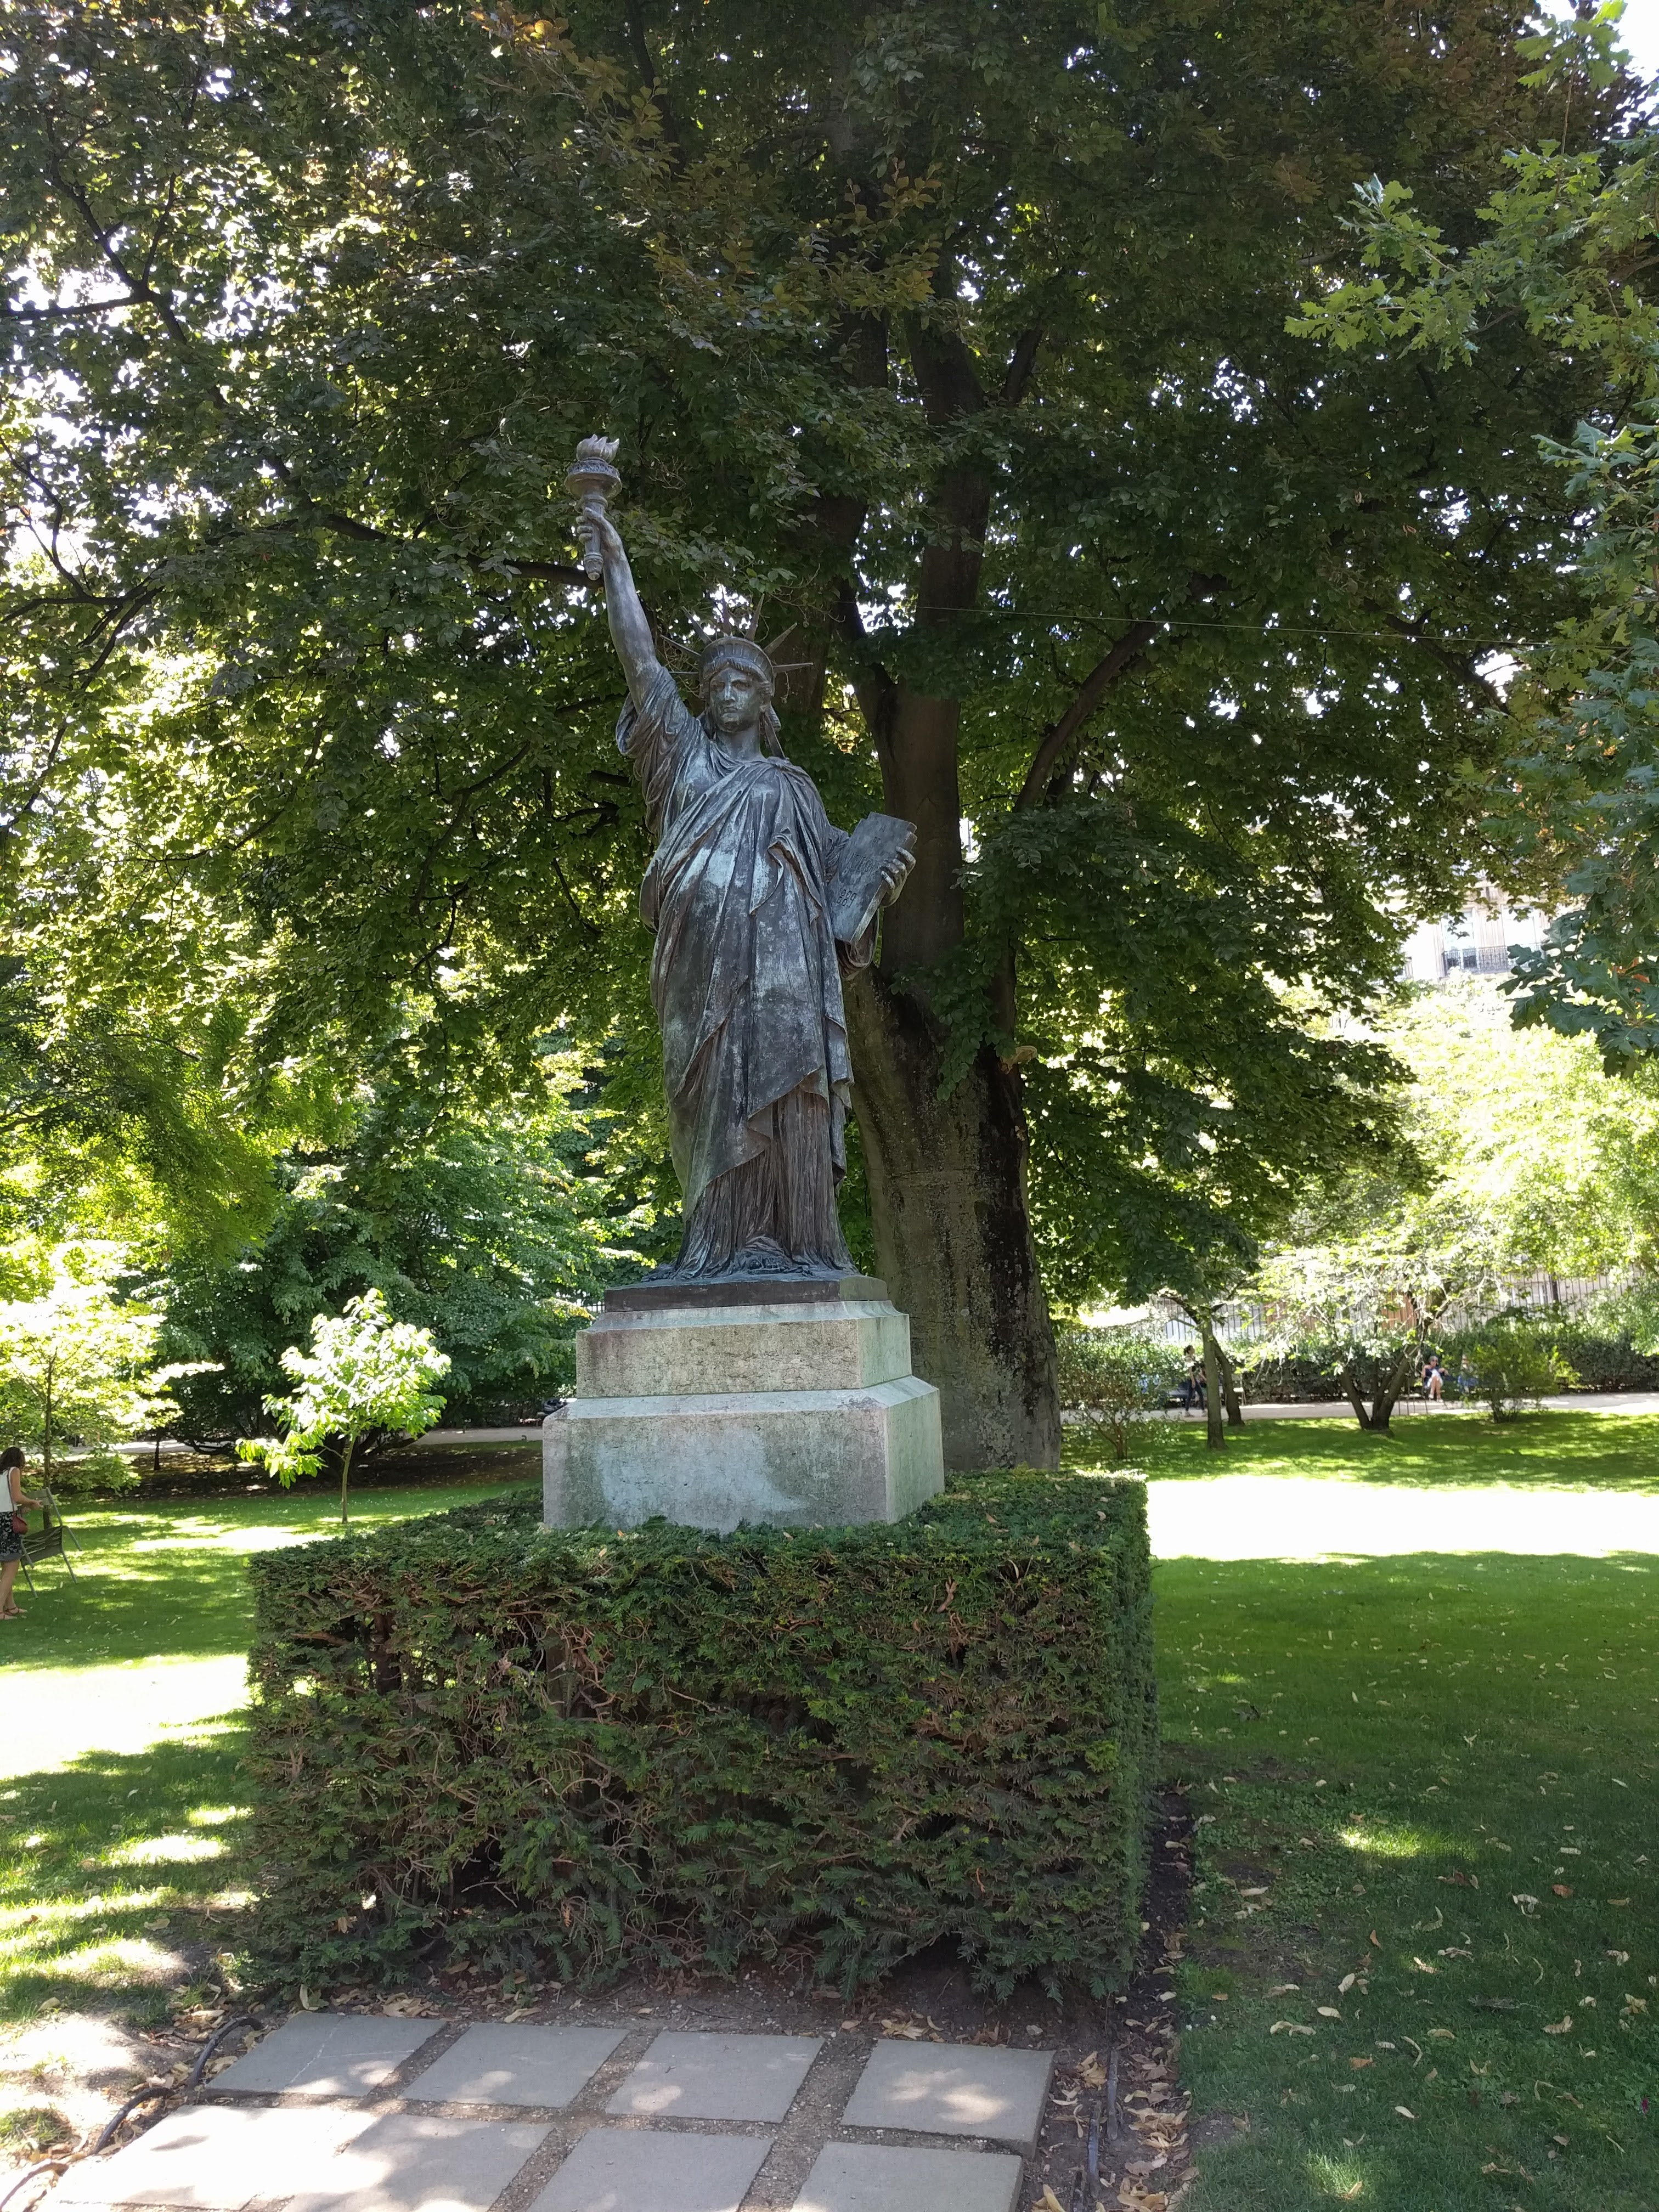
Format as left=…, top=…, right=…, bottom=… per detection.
left=2, top=1412, right=1655, bottom=2212
left=1130, top=1412, right=1659, bottom=2211
left=0, top=1470, right=537, bottom=2051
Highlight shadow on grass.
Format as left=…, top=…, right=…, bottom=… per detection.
left=6, top=1480, right=538, bottom=1673
left=1068, top=1408, right=1659, bottom=1492
left=1156, top=1548, right=1659, bottom=2212
left=1, top=1725, right=252, bottom=2027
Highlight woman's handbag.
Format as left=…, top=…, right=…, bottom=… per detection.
left=9, top=1511, right=26, bottom=1535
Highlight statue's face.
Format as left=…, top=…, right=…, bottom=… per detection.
left=706, top=662, right=768, bottom=738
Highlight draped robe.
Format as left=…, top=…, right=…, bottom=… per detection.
left=618, top=664, right=871, bottom=1279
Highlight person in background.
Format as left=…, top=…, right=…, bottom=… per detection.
left=0, top=1447, right=43, bottom=1620
left=1422, top=1351, right=1446, bottom=1403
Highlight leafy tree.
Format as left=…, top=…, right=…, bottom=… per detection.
left=1386, top=979, right=1659, bottom=1280
left=239, top=1289, right=449, bottom=1523
left=0, top=1245, right=201, bottom=1488
left=1290, top=5, right=1659, bottom=1063
left=157, top=1078, right=645, bottom=1437
left=1, top=1, right=1630, bottom=1464
left=1246, top=974, right=1659, bottom=1424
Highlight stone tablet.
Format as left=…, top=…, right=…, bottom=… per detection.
left=605, top=2030, right=821, bottom=2123
left=791, top=2142, right=1023, bottom=2212
left=208, top=2013, right=440, bottom=2098
left=840, top=2040, right=1054, bottom=2147
left=283, top=2112, right=548, bottom=2212
left=527, top=2127, right=771, bottom=2212
left=55, top=2103, right=373, bottom=2209
left=404, top=2023, right=627, bottom=2109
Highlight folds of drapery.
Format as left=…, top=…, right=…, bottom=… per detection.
left=618, top=667, right=859, bottom=1271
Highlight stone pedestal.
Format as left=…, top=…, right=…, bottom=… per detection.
left=543, top=1275, right=944, bottom=1532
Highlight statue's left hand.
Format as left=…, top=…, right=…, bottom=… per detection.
left=878, top=836, right=916, bottom=906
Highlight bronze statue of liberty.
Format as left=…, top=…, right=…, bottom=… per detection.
left=572, top=442, right=916, bottom=1284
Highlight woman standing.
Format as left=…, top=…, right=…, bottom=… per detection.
left=0, top=1447, right=43, bottom=1620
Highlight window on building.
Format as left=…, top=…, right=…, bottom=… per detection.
left=1443, top=918, right=1481, bottom=973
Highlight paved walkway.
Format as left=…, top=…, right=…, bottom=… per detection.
left=58, top=2013, right=1053, bottom=2212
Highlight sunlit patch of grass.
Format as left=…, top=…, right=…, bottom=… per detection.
left=1113, top=1408, right=1659, bottom=1492
left=1307, top=2152, right=1368, bottom=2202
left=101, top=1834, right=225, bottom=1868
left=48, top=1939, right=190, bottom=1989
left=3, top=1476, right=533, bottom=2029
left=1336, top=1825, right=1440, bottom=1859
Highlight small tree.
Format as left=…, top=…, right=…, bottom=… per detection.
left=1054, top=1330, right=1182, bottom=1465
left=0, top=1250, right=200, bottom=1492
left=239, top=1290, right=450, bottom=1523
left=1447, top=1322, right=1577, bottom=1424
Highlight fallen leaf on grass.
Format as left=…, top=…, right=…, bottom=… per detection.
left=1269, top=2021, right=1314, bottom=2035
left=1427, top=2028, right=1455, bottom=2041
left=1542, top=2017, right=1573, bottom=2035
left=1267, top=1984, right=1299, bottom=1996
left=1348, top=2058, right=1373, bottom=2070
left=1608, top=1898, right=1630, bottom=1906
left=1511, top=1894, right=1539, bottom=1913
left=1606, top=1950, right=1630, bottom=1965
left=1037, top=2190, right=1067, bottom=2212
left=1125, top=2155, right=1168, bottom=2175
left=1551, top=1885, right=1573, bottom=1898
left=1338, top=1973, right=1356, bottom=1994
left=1394, top=2106, right=1415, bottom=2120
left=1317, top=2007, right=1342, bottom=2019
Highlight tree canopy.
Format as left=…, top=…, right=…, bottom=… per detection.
left=3, top=1, right=1643, bottom=1457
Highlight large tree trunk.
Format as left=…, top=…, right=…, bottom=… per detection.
left=847, top=968, right=1059, bottom=1471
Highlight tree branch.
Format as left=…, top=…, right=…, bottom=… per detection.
left=1013, top=620, right=1159, bottom=811
left=1000, top=326, right=1043, bottom=407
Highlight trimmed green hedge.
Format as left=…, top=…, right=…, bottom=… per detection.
left=245, top=1471, right=1156, bottom=1998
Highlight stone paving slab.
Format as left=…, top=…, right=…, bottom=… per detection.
left=792, top=2141, right=1024, bottom=2212
left=283, top=2112, right=549, bottom=2212
left=525, top=2125, right=772, bottom=2212
left=54, top=2102, right=374, bottom=2208
left=605, top=2033, right=821, bottom=2124
left=405, top=2025, right=628, bottom=2109
left=840, top=2041, right=1052, bottom=2147
left=210, top=2015, right=441, bottom=2098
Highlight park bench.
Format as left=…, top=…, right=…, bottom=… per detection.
left=18, top=1489, right=78, bottom=1593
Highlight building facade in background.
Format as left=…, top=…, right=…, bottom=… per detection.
left=1400, top=892, right=1548, bottom=982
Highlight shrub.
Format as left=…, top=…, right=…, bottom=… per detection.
left=246, top=1471, right=1156, bottom=2000
left=1054, top=1329, right=1182, bottom=1461
left=1446, top=1323, right=1577, bottom=1421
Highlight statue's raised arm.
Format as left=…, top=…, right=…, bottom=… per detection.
left=567, top=436, right=660, bottom=711
left=567, top=435, right=915, bottom=1286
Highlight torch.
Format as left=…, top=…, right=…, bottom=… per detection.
left=566, top=435, right=622, bottom=580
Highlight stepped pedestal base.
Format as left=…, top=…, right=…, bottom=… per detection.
left=542, top=1279, right=944, bottom=1532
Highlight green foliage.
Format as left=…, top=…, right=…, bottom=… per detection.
left=1288, top=20, right=1659, bottom=1065
left=1444, top=1319, right=1578, bottom=1423
left=0, top=0, right=1623, bottom=1317
left=238, top=1290, right=450, bottom=1523
left=244, top=1471, right=1156, bottom=1999
left=1053, top=1329, right=1181, bottom=1463
left=158, top=1080, right=645, bottom=1437
left=0, top=1244, right=207, bottom=1491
